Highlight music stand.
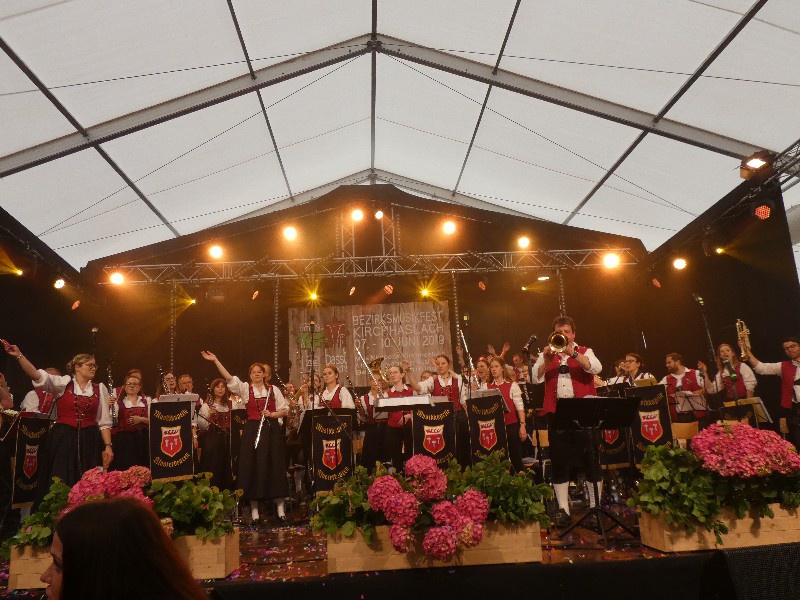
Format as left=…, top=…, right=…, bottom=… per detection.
left=553, top=396, right=640, bottom=545
left=675, top=391, right=708, bottom=415
left=722, top=397, right=772, bottom=425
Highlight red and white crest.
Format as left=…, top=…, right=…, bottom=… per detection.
left=639, top=410, right=663, bottom=444
left=322, top=439, right=342, bottom=470
left=478, top=419, right=497, bottom=451
left=23, top=444, right=38, bottom=479
left=423, top=424, right=445, bottom=455
left=602, top=429, right=620, bottom=445
left=160, top=426, right=183, bottom=458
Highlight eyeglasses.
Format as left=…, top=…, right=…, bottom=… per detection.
left=82, top=363, right=98, bottom=369
left=125, top=382, right=141, bottom=387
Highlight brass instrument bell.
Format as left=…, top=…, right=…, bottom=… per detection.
left=548, top=332, right=568, bottom=353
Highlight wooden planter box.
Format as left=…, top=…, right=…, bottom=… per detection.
left=639, top=506, right=800, bottom=552
left=173, top=528, right=240, bottom=579
left=8, top=545, right=49, bottom=590
left=8, top=528, right=240, bottom=590
left=327, top=522, right=542, bottom=573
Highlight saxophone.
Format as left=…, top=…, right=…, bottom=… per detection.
left=736, top=319, right=751, bottom=361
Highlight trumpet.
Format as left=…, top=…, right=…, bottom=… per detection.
left=548, top=332, right=568, bottom=353
left=736, top=319, right=751, bottom=361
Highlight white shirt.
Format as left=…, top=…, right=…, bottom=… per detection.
left=753, top=359, right=800, bottom=402
left=362, top=391, right=388, bottom=421
left=21, top=390, right=47, bottom=413
left=705, top=362, right=757, bottom=395
left=417, top=374, right=468, bottom=405
left=313, top=385, right=355, bottom=410
left=476, top=381, right=524, bottom=413
left=227, top=376, right=288, bottom=422
left=32, top=371, right=112, bottom=429
left=532, top=344, right=602, bottom=399
left=658, top=368, right=706, bottom=391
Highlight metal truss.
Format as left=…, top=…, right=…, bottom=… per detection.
left=100, top=248, right=639, bottom=285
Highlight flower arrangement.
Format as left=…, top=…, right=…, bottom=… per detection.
left=2, top=469, right=241, bottom=558
left=629, top=422, right=800, bottom=543
left=312, top=452, right=551, bottom=561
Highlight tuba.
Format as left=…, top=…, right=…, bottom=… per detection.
left=736, top=319, right=751, bottom=361
left=548, top=332, right=568, bottom=353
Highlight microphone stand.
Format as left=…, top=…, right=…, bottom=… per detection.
left=692, top=293, right=716, bottom=366
left=525, top=345, right=546, bottom=479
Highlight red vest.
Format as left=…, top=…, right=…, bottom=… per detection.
left=387, top=385, right=413, bottom=428
left=35, top=389, right=55, bottom=413
left=721, top=364, right=748, bottom=400
left=781, top=361, right=799, bottom=409
left=542, top=347, right=595, bottom=415
left=115, top=397, right=148, bottom=432
left=488, top=380, right=518, bottom=425
left=665, top=369, right=704, bottom=419
left=363, top=393, right=386, bottom=421
left=433, top=376, right=462, bottom=411
left=245, top=385, right=275, bottom=421
left=208, top=406, right=231, bottom=430
left=322, top=386, right=343, bottom=409
left=56, top=380, right=100, bottom=428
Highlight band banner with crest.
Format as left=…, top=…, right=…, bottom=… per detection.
left=149, top=400, right=194, bottom=482
left=287, top=301, right=451, bottom=387
left=466, top=395, right=508, bottom=464
left=625, top=384, right=673, bottom=464
left=312, top=414, right=353, bottom=492
left=598, top=428, right=631, bottom=468
left=12, top=415, right=50, bottom=508
left=229, top=408, right=248, bottom=481
left=411, top=403, right=456, bottom=467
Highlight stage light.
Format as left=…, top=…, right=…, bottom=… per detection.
left=537, top=275, right=550, bottom=281
left=351, top=208, right=364, bottom=222
left=751, top=200, right=774, bottom=220
left=740, top=150, right=773, bottom=179
left=383, top=284, right=394, bottom=295
left=421, top=288, right=429, bottom=297
left=252, top=290, right=259, bottom=300
left=603, top=252, right=621, bottom=268
left=109, top=272, right=124, bottom=285
left=310, top=292, right=318, bottom=301
left=517, top=236, right=530, bottom=249
left=478, top=280, right=487, bottom=291
left=283, top=226, right=298, bottom=241
left=651, top=278, right=662, bottom=288
left=521, top=286, right=527, bottom=291
left=673, top=258, right=687, bottom=270
left=14, top=269, right=23, bottom=276
left=375, top=210, right=384, bottom=220
left=71, top=300, right=81, bottom=310
left=54, top=278, right=65, bottom=289
left=715, top=247, right=725, bottom=255
left=442, top=220, right=456, bottom=235
left=190, top=298, right=197, bottom=305
left=209, top=245, right=224, bottom=259
left=349, top=286, right=356, bottom=296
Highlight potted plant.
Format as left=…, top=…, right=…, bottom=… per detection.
left=4, top=468, right=241, bottom=588
left=315, top=453, right=551, bottom=572
left=630, top=422, right=800, bottom=552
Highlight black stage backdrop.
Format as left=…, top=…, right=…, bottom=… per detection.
left=2, top=185, right=798, bottom=427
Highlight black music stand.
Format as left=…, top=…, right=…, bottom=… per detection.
left=554, top=396, right=640, bottom=545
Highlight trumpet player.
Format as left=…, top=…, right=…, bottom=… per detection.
left=532, top=316, right=602, bottom=528
left=744, top=336, right=800, bottom=450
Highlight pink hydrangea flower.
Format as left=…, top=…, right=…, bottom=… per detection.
left=422, top=526, right=458, bottom=561
left=382, top=491, right=419, bottom=528
left=404, top=455, right=447, bottom=501
left=431, top=500, right=459, bottom=526
left=367, top=475, right=404, bottom=513
left=454, top=489, right=489, bottom=523
left=389, top=524, right=413, bottom=553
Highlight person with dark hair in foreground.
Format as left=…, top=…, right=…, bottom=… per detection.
left=41, top=497, right=206, bottom=600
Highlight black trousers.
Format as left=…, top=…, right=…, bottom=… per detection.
left=786, top=404, right=800, bottom=452
left=386, top=425, right=412, bottom=471
left=361, top=421, right=389, bottom=473
left=505, top=422, right=524, bottom=472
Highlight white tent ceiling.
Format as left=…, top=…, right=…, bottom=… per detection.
left=1, top=0, right=799, bottom=270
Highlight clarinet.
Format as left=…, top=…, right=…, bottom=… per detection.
left=107, top=364, right=118, bottom=428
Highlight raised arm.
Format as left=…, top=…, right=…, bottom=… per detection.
left=200, top=351, right=233, bottom=382
left=403, top=361, right=422, bottom=393
left=2, top=340, right=41, bottom=382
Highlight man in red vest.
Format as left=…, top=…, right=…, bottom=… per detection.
left=746, top=337, right=800, bottom=450
left=659, top=353, right=706, bottom=423
left=533, top=316, right=602, bottom=528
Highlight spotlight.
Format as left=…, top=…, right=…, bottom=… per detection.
left=349, top=286, right=356, bottom=296
left=421, top=288, right=429, bottom=297
left=71, top=300, right=81, bottom=310
left=715, top=247, right=725, bottom=255
left=537, top=275, right=550, bottom=281
left=375, top=210, right=384, bottom=220
left=383, top=284, right=394, bottom=295
left=521, top=286, right=527, bottom=291
left=651, top=278, right=662, bottom=288
left=673, top=258, right=687, bottom=270
left=252, top=290, right=260, bottom=300
left=54, top=278, right=65, bottom=289
left=109, top=272, right=124, bottom=285
left=283, top=226, right=298, bottom=241
left=442, top=220, right=456, bottom=235
left=14, top=269, right=23, bottom=276
left=517, top=236, right=530, bottom=249
left=351, top=209, right=364, bottom=222
left=603, top=252, right=621, bottom=268
left=190, top=298, right=197, bottom=305
left=477, top=274, right=488, bottom=291
left=310, top=292, right=318, bottom=301
left=751, top=199, right=774, bottom=220
left=740, top=150, right=773, bottom=179
left=209, top=244, right=224, bottom=259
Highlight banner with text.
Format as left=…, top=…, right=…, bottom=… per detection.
left=12, top=415, right=50, bottom=508
left=312, top=414, right=353, bottom=492
left=288, top=301, right=451, bottom=387
left=466, top=395, right=508, bottom=465
left=149, top=400, right=195, bottom=482
left=625, top=385, right=673, bottom=465
left=412, top=403, right=456, bottom=467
